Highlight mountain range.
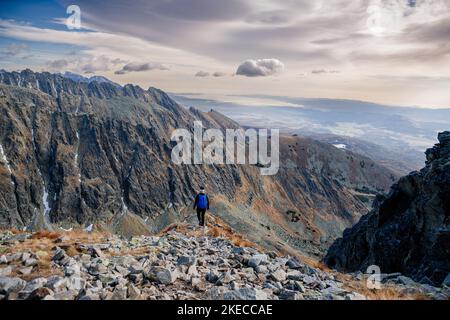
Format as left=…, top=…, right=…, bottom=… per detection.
left=0, top=69, right=398, bottom=258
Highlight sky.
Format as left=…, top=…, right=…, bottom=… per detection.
left=0, top=0, right=449, bottom=108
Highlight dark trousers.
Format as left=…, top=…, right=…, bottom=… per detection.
left=196, top=208, right=207, bottom=226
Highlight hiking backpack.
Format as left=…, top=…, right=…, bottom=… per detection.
left=197, top=194, right=208, bottom=209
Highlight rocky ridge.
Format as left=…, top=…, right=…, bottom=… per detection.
left=325, top=132, right=450, bottom=286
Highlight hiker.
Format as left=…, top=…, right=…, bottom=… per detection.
left=193, top=187, right=210, bottom=227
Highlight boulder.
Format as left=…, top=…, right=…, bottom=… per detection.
left=46, top=276, right=67, bottom=292
left=28, top=287, right=54, bottom=300
left=65, top=263, right=81, bottom=277
left=127, top=283, right=142, bottom=300
left=223, top=288, right=268, bottom=300
left=177, top=255, right=196, bottom=266
left=23, top=258, right=38, bottom=267
left=442, top=274, right=450, bottom=287
left=111, top=286, right=127, bottom=300
left=24, top=278, right=47, bottom=292
left=248, top=254, right=268, bottom=268
left=269, top=269, right=287, bottom=282
left=286, top=258, right=302, bottom=269
left=206, top=269, right=220, bottom=283
left=146, top=266, right=176, bottom=285
left=0, top=266, right=12, bottom=277
left=286, top=270, right=303, bottom=281
left=278, top=289, right=302, bottom=300
left=18, top=266, right=33, bottom=275
left=0, top=276, right=27, bottom=295
left=345, top=292, right=367, bottom=300
left=53, top=290, right=78, bottom=300
left=0, top=255, right=7, bottom=264
left=192, top=278, right=207, bottom=292
left=66, top=276, right=86, bottom=292
left=216, top=271, right=232, bottom=286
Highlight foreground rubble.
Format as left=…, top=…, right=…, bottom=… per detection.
left=0, top=229, right=448, bottom=300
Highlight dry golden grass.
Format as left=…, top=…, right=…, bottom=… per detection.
left=0, top=228, right=27, bottom=235
left=4, top=229, right=106, bottom=259
left=65, top=229, right=107, bottom=243
left=331, top=271, right=430, bottom=300
left=1, top=228, right=111, bottom=280
left=31, top=230, right=62, bottom=240
left=4, top=236, right=62, bottom=281
left=162, top=215, right=258, bottom=249
left=259, top=239, right=428, bottom=300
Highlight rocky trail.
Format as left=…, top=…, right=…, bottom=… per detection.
left=1, top=220, right=449, bottom=300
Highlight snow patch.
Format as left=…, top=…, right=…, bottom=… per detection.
left=333, top=143, right=347, bottom=150
left=50, top=81, right=57, bottom=95
left=121, top=196, right=128, bottom=215
left=0, top=144, right=14, bottom=185
left=42, top=189, right=51, bottom=218
left=31, top=126, right=53, bottom=218
left=0, top=144, right=12, bottom=174
left=74, top=130, right=81, bottom=183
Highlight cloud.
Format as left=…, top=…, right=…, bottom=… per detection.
left=46, top=59, right=69, bottom=69
left=245, top=10, right=293, bottom=25
left=1, top=43, right=29, bottom=59
left=147, top=0, right=250, bottom=21
left=195, top=71, right=227, bottom=77
left=115, top=62, right=169, bottom=75
left=110, top=57, right=128, bottom=65
left=311, top=69, right=340, bottom=75
left=212, top=72, right=226, bottom=77
left=44, top=55, right=128, bottom=73
left=79, top=55, right=115, bottom=73
left=195, top=71, right=210, bottom=77
left=4, top=43, right=28, bottom=56
left=236, top=59, right=284, bottom=77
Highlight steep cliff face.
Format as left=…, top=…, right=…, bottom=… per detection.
left=0, top=70, right=398, bottom=256
left=325, top=132, right=450, bottom=285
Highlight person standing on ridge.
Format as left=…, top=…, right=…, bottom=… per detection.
left=193, top=186, right=209, bottom=227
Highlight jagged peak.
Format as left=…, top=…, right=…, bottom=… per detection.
left=0, top=69, right=182, bottom=112
left=425, top=131, right=450, bottom=164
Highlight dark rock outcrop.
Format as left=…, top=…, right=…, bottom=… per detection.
left=325, top=132, right=450, bottom=286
